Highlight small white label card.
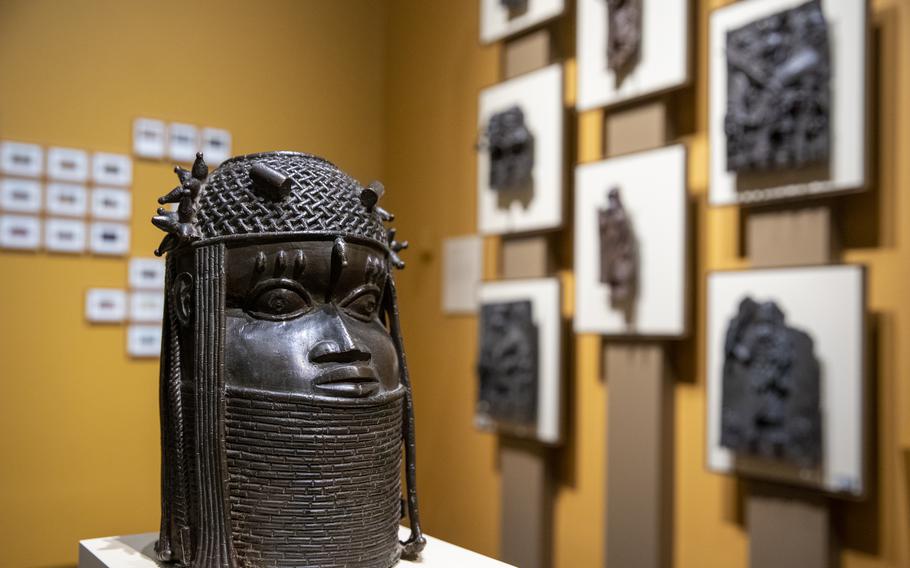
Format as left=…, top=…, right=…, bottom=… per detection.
left=0, top=141, right=43, bottom=178
left=85, top=288, right=127, bottom=323
left=129, top=257, right=166, bottom=289
left=92, top=152, right=132, bottom=186
left=46, top=183, right=88, bottom=217
left=0, top=178, right=42, bottom=213
left=130, top=290, right=164, bottom=322
left=90, top=221, right=130, bottom=256
left=201, top=127, right=232, bottom=165
left=169, top=123, right=199, bottom=163
left=128, top=324, right=162, bottom=357
left=45, top=218, right=86, bottom=253
left=46, top=147, right=89, bottom=182
left=133, top=118, right=167, bottom=160
left=91, top=187, right=132, bottom=220
left=442, top=235, right=484, bottom=314
left=0, top=214, right=41, bottom=250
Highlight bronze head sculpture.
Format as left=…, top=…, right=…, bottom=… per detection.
left=151, top=151, right=424, bottom=568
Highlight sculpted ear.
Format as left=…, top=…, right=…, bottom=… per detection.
left=172, top=272, right=194, bottom=327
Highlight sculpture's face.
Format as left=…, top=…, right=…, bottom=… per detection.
left=222, top=239, right=399, bottom=400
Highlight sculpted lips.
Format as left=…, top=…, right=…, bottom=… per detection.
left=314, top=365, right=380, bottom=398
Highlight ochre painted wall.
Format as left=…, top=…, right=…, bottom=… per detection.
left=0, top=2, right=386, bottom=566
left=382, top=1, right=910, bottom=567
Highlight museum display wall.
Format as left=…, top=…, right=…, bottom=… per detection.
left=1, top=1, right=909, bottom=567
left=0, top=2, right=387, bottom=566
left=382, top=1, right=909, bottom=568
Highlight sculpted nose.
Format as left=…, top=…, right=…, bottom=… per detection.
left=308, top=309, right=371, bottom=364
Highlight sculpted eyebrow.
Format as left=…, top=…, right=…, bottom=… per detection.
left=364, top=255, right=385, bottom=285
left=251, top=249, right=306, bottom=277
left=244, top=249, right=307, bottom=290
left=328, top=237, right=349, bottom=301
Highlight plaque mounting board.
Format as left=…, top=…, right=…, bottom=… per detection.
left=477, top=64, right=564, bottom=236
left=706, top=265, right=866, bottom=497
left=577, top=0, right=690, bottom=111
left=708, top=0, right=868, bottom=206
left=574, top=144, right=688, bottom=337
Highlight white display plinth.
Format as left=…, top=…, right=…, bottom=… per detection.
left=78, top=527, right=514, bottom=568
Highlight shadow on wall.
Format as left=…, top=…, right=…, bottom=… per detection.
left=841, top=14, right=892, bottom=251
left=834, top=311, right=885, bottom=556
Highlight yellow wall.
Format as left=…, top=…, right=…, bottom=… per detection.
left=382, top=1, right=910, bottom=567
left=0, top=1, right=386, bottom=566
left=2, top=1, right=909, bottom=567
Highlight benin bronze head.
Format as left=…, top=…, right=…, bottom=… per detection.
left=152, top=152, right=424, bottom=568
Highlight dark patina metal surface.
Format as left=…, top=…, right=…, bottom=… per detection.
left=606, top=0, right=641, bottom=77
left=485, top=106, right=535, bottom=191
left=724, top=0, right=831, bottom=173
left=152, top=152, right=424, bottom=568
left=476, top=300, right=539, bottom=435
left=499, top=0, right=528, bottom=12
left=598, top=187, right=637, bottom=310
left=720, top=297, right=822, bottom=468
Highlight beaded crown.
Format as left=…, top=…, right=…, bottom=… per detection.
left=152, top=151, right=407, bottom=268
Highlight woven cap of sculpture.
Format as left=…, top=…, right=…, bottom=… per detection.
left=152, top=151, right=408, bottom=267
left=199, top=151, right=385, bottom=241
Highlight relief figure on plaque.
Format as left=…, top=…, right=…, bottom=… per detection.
left=720, top=297, right=822, bottom=468
left=476, top=300, right=539, bottom=434
left=485, top=106, right=535, bottom=191
left=500, top=0, right=529, bottom=16
left=152, top=151, right=424, bottom=568
left=598, top=187, right=638, bottom=321
left=606, top=0, right=642, bottom=80
left=724, top=0, right=831, bottom=173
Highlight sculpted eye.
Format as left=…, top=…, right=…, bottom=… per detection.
left=341, top=287, right=381, bottom=322
left=247, top=280, right=312, bottom=321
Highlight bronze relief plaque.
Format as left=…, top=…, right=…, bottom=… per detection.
left=720, top=297, right=822, bottom=468
left=500, top=0, right=528, bottom=11
left=606, top=0, right=642, bottom=78
left=724, top=0, right=831, bottom=173
left=486, top=105, right=535, bottom=191
left=598, top=187, right=638, bottom=315
left=476, top=300, right=539, bottom=434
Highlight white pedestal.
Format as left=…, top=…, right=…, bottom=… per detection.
left=78, top=527, right=514, bottom=568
